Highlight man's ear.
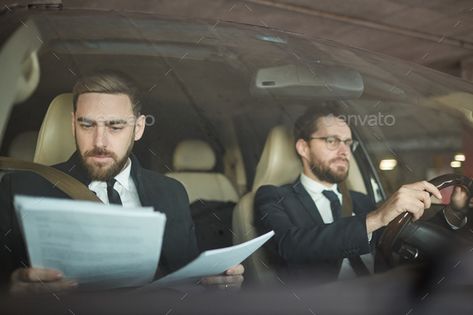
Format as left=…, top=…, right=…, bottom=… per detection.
left=134, top=114, right=146, bottom=141
left=71, top=112, right=75, bottom=137
left=295, top=138, right=310, bottom=161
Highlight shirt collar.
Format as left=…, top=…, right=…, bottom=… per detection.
left=300, top=173, right=340, bottom=197
left=89, top=158, right=132, bottom=190
left=114, top=158, right=132, bottom=190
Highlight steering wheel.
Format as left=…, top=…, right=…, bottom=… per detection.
left=379, top=174, right=473, bottom=267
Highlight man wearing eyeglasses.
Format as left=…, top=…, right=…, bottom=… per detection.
left=254, top=104, right=443, bottom=284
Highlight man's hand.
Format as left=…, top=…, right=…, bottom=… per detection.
left=199, top=264, right=244, bottom=290
left=444, top=185, right=472, bottom=228
left=9, top=267, right=77, bottom=295
left=366, top=181, right=442, bottom=233
left=450, top=185, right=471, bottom=211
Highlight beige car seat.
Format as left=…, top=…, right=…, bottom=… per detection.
left=33, top=93, right=75, bottom=165
left=166, top=140, right=239, bottom=204
left=232, top=125, right=302, bottom=285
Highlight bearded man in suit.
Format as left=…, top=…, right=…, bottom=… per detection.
left=254, top=105, right=447, bottom=284
left=0, top=70, right=243, bottom=294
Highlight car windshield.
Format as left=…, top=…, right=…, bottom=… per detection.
left=2, top=9, right=473, bottom=312
left=2, top=11, right=472, bottom=202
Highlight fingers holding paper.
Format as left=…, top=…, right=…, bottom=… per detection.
left=9, top=267, right=78, bottom=295
left=200, top=264, right=245, bottom=290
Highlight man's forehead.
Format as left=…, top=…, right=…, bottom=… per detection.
left=315, top=116, right=351, bottom=135
left=77, top=92, right=131, bottom=102
left=76, top=93, right=133, bottom=112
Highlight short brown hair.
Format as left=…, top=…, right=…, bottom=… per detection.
left=293, top=102, right=343, bottom=141
left=72, top=70, right=142, bottom=116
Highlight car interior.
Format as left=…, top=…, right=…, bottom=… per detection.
left=1, top=9, right=473, bottom=290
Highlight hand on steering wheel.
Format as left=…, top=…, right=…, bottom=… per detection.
left=441, top=185, right=471, bottom=228
left=378, top=174, right=473, bottom=267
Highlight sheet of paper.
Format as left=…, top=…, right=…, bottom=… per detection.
left=14, top=195, right=165, bottom=289
left=148, top=230, right=275, bottom=287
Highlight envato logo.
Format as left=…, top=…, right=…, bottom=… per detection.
left=143, top=114, right=156, bottom=126
left=323, top=113, right=396, bottom=127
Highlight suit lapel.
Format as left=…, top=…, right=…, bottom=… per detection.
left=292, top=179, right=324, bottom=224
left=130, top=154, right=152, bottom=207
left=129, top=154, right=166, bottom=214
left=293, top=178, right=345, bottom=269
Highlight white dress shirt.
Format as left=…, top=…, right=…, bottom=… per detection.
left=300, top=173, right=373, bottom=279
left=300, top=173, right=342, bottom=223
left=88, top=158, right=142, bottom=208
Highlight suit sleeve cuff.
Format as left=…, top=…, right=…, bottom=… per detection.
left=342, top=214, right=371, bottom=257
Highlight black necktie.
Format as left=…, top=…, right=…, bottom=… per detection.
left=106, top=179, right=123, bottom=205
left=322, top=190, right=341, bottom=221
left=322, top=189, right=370, bottom=276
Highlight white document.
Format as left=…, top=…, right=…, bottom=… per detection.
left=14, top=195, right=166, bottom=290
left=149, top=230, right=275, bottom=287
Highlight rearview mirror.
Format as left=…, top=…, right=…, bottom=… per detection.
left=252, top=64, right=364, bottom=99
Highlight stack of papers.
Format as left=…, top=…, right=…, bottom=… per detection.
left=14, top=195, right=275, bottom=290
left=14, top=195, right=166, bottom=289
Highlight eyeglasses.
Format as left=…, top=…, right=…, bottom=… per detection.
left=309, top=136, right=359, bottom=151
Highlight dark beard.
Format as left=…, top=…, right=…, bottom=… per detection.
left=309, top=158, right=349, bottom=184
left=78, top=142, right=134, bottom=181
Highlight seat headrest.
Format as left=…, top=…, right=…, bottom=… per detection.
left=252, top=125, right=302, bottom=191
left=165, top=172, right=239, bottom=203
left=173, top=140, right=216, bottom=171
left=34, top=93, right=75, bottom=166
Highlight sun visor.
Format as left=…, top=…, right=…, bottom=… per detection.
left=252, top=64, right=364, bottom=100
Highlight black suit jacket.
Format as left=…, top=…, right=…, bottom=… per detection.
left=0, top=152, right=199, bottom=286
left=254, top=178, right=377, bottom=283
